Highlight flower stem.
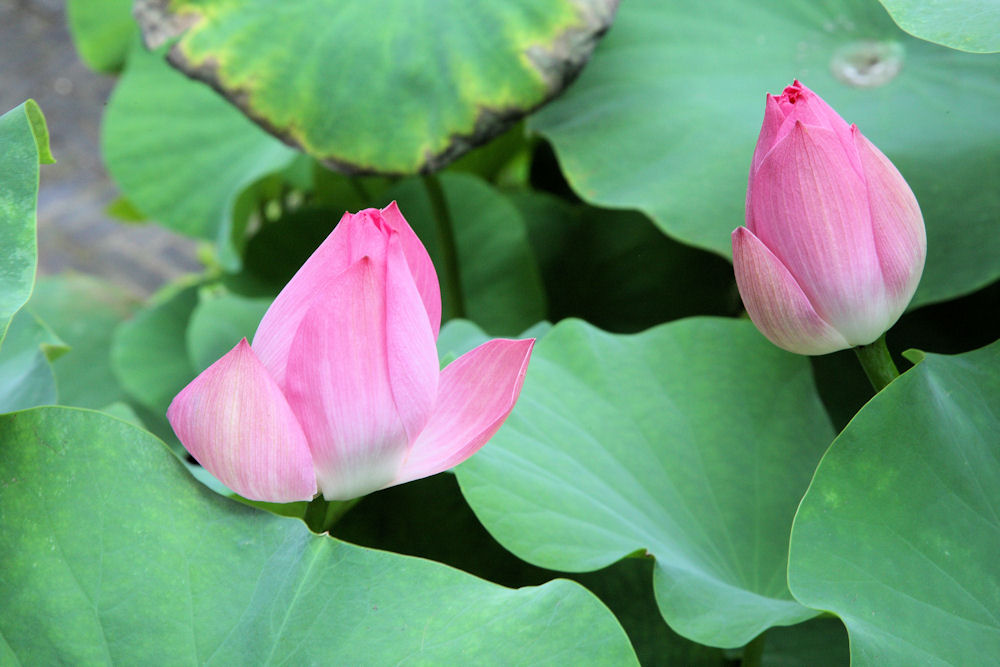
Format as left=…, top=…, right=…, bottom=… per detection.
left=853, top=333, right=899, bottom=393
left=423, top=173, right=466, bottom=319
left=741, top=631, right=766, bottom=667
left=303, top=496, right=360, bottom=534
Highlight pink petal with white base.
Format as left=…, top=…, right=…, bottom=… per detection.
left=284, top=255, right=424, bottom=500
left=751, top=122, right=886, bottom=341
left=392, top=338, right=535, bottom=487
left=733, top=227, right=850, bottom=355
left=854, top=130, right=926, bottom=316
left=166, top=339, right=316, bottom=503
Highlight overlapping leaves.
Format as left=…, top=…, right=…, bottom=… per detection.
left=133, top=0, right=618, bottom=174
left=789, top=341, right=1000, bottom=664
left=0, top=407, right=637, bottom=664
left=531, top=0, right=1000, bottom=307
left=456, top=317, right=834, bottom=648
left=102, top=41, right=299, bottom=267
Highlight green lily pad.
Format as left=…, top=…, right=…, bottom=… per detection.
left=0, top=310, right=65, bottom=413
left=132, top=0, right=618, bottom=174
left=27, top=274, right=139, bottom=409
left=386, top=173, right=547, bottom=335
left=0, top=407, right=638, bottom=664
left=788, top=340, right=1000, bottom=664
left=530, top=0, right=1000, bottom=307
left=456, top=317, right=834, bottom=648
left=187, top=288, right=271, bottom=372
left=0, top=100, right=52, bottom=347
left=66, top=0, right=138, bottom=72
left=111, top=283, right=199, bottom=414
left=102, top=40, right=298, bottom=267
left=336, top=473, right=729, bottom=666
left=876, top=0, right=1000, bottom=53
left=100, top=401, right=145, bottom=428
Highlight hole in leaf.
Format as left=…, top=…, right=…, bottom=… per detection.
left=830, top=40, right=904, bottom=88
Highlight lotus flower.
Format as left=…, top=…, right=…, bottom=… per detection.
left=733, top=80, right=925, bottom=355
left=168, top=203, right=534, bottom=502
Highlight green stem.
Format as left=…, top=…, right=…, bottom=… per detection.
left=303, top=496, right=360, bottom=534
left=853, top=333, right=899, bottom=393
left=741, top=631, right=766, bottom=667
left=423, top=173, right=466, bottom=319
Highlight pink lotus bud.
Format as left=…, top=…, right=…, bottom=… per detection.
left=733, top=80, right=926, bottom=355
left=168, top=202, right=534, bottom=502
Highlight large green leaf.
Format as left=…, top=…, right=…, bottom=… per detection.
left=336, top=473, right=729, bottom=666
left=26, top=274, right=139, bottom=409
left=876, top=0, right=1000, bottom=52
left=0, top=310, right=65, bottom=413
left=530, top=0, right=1000, bottom=307
left=111, top=283, right=199, bottom=414
left=456, top=317, right=835, bottom=648
left=788, top=340, right=1000, bottom=664
left=0, top=407, right=638, bottom=664
left=102, top=41, right=298, bottom=266
left=66, top=0, right=137, bottom=72
left=387, top=173, right=547, bottom=335
left=0, top=100, right=52, bottom=347
left=132, top=0, right=617, bottom=174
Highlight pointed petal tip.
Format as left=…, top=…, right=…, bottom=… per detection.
left=389, top=337, right=535, bottom=487
left=252, top=210, right=362, bottom=385
left=378, top=200, right=409, bottom=233
left=377, top=201, right=441, bottom=337
left=733, top=227, right=851, bottom=356
left=483, top=337, right=535, bottom=380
